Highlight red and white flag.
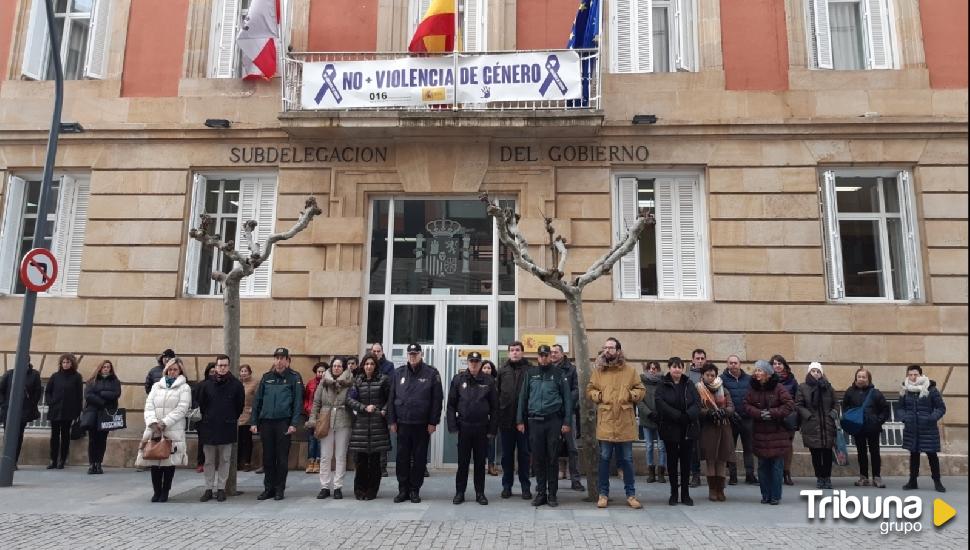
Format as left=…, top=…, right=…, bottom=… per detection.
left=237, top=0, right=281, bottom=80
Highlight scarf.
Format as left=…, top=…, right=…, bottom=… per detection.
left=643, top=371, right=662, bottom=384
left=901, top=375, right=930, bottom=399
left=804, top=374, right=829, bottom=409
left=697, top=377, right=725, bottom=410
left=164, top=376, right=176, bottom=387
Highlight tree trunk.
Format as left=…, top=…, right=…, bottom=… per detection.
left=223, top=280, right=242, bottom=495
left=565, top=289, right=599, bottom=502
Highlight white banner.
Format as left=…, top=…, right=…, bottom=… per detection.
left=301, top=51, right=583, bottom=109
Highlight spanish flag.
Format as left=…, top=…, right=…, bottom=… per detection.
left=409, top=0, right=460, bottom=53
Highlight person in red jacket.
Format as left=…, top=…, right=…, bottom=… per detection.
left=744, top=360, right=794, bottom=505
left=303, top=362, right=327, bottom=473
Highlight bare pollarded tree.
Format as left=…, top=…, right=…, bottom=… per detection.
left=188, top=196, right=322, bottom=494
left=480, top=192, right=654, bottom=501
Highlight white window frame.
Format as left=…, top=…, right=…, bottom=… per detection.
left=184, top=172, right=278, bottom=297
left=408, top=0, right=487, bottom=52
left=805, top=0, right=899, bottom=70
left=208, top=0, right=291, bottom=79
left=609, top=0, right=697, bottom=74
left=819, top=168, right=923, bottom=303
left=21, top=0, right=111, bottom=81
left=612, top=171, right=709, bottom=301
left=0, top=173, right=89, bottom=297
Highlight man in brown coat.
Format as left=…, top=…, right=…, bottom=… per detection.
left=587, top=337, right=646, bottom=509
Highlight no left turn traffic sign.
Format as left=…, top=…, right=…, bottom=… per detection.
left=19, top=248, right=58, bottom=293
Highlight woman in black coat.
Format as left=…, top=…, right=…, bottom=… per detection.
left=81, top=360, right=122, bottom=474
left=654, top=357, right=701, bottom=507
left=45, top=353, right=84, bottom=469
left=899, top=365, right=947, bottom=492
left=842, top=368, right=890, bottom=488
left=347, top=354, right=391, bottom=500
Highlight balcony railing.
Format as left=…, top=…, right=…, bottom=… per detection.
left=281, top=49, right=601, bottom=113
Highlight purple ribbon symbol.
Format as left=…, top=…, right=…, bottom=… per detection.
left=314, top=64, right=343, bottom=105
left=538, top=55, right=568, bottom=97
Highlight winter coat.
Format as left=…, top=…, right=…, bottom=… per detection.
left=841, top=384, right=891, bottom=436
left=197, top=373, right=245, bottom=446
left=517, top=363, right=572, bottom=424
left=744, top=375, right=795, bottom=459
left=721, top=369, right=752, bottom=418
left=587, top=352, right=645, bottom=442
left=0, top=365, right=43, bottom=424
left=144, top=364, right=164, bottom=394
left=447, top=369, right=498, bottom=434
left=377, top=357, right=395, bottom=378
left=555, top=359, right=580, bottom=411
left=795, top=377, right=837, bottom=450
left=388, top=361, right=443, bottom=426
left=304, top=376, right=322, bottom=417
left=136, top=376, right=192, bottom=467
left=496, top=358, right=531, bottom=430
left=347, top=373, right=391, bottom=454
left=637, top=373, right=662, bottom=430
left=44, top=369, right=84, bottom=423
left=80, top=374, right=122, bottom=431
left=654, top=373, right=701, bottom=442
left=899, top=377, right=946, bottom=453
left=697, top=380, right=736, bottom=464
left=308, top=369, right=355, bottom=432
left=251, top=367, right=304, bottom=426
left=237, top=377, right=259, bottom=426
left=777, top=371, right=799, bottom=432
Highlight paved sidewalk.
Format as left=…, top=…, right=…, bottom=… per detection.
left=0, top=466, right=965, bottom=549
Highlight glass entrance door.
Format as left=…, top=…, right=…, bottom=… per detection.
left=388, top=300, right=492, bottom=467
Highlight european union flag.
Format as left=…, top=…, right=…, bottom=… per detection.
left=567, top=0, right=599, bottom=106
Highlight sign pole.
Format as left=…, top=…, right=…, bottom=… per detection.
left=0, top=0, right=64, bottom=487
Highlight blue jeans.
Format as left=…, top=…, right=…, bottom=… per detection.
left=598, top=441, right=636, bottom=498
left=500, top=428, right=531, bottom=491
left=758, top=457, right=784, bottom=502
left=307, top=432, right=321, bottom=459
left=643, top=428, right=666, bottom=466
left=486, top=435, right=496, bottom=465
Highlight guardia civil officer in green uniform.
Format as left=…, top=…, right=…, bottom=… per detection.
left=250, top=347, right=304, bottom=501
left=516, top=344, right=573, bottom=508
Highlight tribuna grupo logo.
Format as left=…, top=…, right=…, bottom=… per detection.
left=801, top=490, right=923, bottom=535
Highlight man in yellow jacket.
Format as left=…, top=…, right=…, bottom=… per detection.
left=587, top=337, right=646, bottom=509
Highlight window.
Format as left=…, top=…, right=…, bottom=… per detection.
left=807, top=0, right=896, bottom=70
left=183, top=175, right=277, bottom=296
left=614, top=173, right=707, bottom=299
left=409, top=0, right=487, bottom=51
left=209, top=0, right=290, bottom=78
left=610, top=0, right=697, bottom=74
left=820, top=169, right=922, bottom=302
left=0, top=175, right=89, bottom=296
left=21, top=0, right=111, bottom=80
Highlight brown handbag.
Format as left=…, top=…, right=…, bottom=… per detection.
left=313, top=408, right=332, bottom=439
left=141, top=437, right=173, bottom=460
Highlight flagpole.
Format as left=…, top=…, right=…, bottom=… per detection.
left=278, top=0, right=287, bottom=111
left=453, top=0, right=459, bottom=110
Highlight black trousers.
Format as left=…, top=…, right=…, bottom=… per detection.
left=729, top=417, right=755, bottom=472
left=855, top=431, right=881, bottom=478
left=259, top=419, right=292, bottom=492
left=354, top=452, right=383, bottom=499
left=150, top=466, right=175, bottom=495
left=396, top=423, right=430, bottom=494
left=910, top=451, right=942, bottom=480
left=87, top=429, right=109, bottom=464
left=528, top=415, right=563, bottom=497
left=456, top=426, right=488, bottom=494
left=665, top=439, right=693, bottom=495
left=809, top=447, right=833, bottom=478
left=49, top=420, right=72, bottom=463
left=237, top=425, right=253, bottom=467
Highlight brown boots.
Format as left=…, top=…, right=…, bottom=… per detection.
left=707, top=476, right=727, bottom=501
left=657, top=466, right=667, bottom=484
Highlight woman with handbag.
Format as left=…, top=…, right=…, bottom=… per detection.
left=347, top=354, right=392, bottom=500
left=303, top=362, right=327, bottom=474
left=308, top=358, right=354, bottom=499
left=842, top=368, right=890, bottom=488
left=237, top=364, right=259, bottom=471
left=136, top=357, right=192, bottom=502
left=771, top=355, right=798, bottom=485
left=795, top=362, right=837, bottom=490
left=81, top=360, right=122, bottom=474
left=696, top=362, right=734, bottom=502
left=45, top=353, right=84, bottom=469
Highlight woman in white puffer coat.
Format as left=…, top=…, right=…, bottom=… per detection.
left=136, top=357, right=192, bottom=502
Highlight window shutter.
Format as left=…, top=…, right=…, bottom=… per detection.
left=635, top=0, right=654, bottom=73
left=411, top=0, right=433, bottom=37
left=655, top=180, right=676, bottom=298
left=674, top=0, right=696, bottom=72
left=0, top=176, right=27, bottom=294
left=463, top=0, right=487, bottom=52
left=21, top=0, right=49, bottom=80
left=183, top=174, right=206, bottom=296
left=862, top=0, right=893, bottom=69
left=210, top=0, right=241, bottom=78
left=675, top=178, right=703, bottom=298
left=50, top=176, right=75, bottom=296
left=83, top=0, right=111, bottom=79
left=611, top=0, right=634, bottom=72
left=236, top=177, right=276, bottom=296
left=807, top=0, right=834, bottom=69
left=617, top=177, right=641, bottom=299
left=63, top=178, right=89, bottom=296
left=897, top=171, right=922, bottom=301
left=820, top=170, right=845, bottom=300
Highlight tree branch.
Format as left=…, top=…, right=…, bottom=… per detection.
left=189, top=214, right=248, bottom=265
left=575, top=208, right=655, bottom=289
left=480, top=193, right=566, bottom=292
